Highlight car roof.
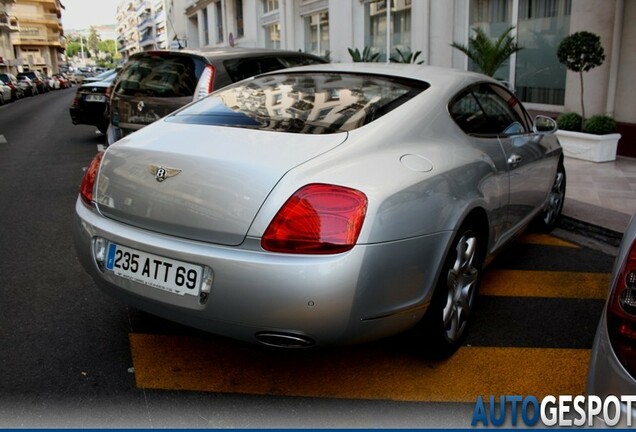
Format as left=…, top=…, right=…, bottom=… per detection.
left=129, top=47, right=326, bottom=62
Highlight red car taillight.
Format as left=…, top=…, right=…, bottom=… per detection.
left=193, top=64, right=216, bottom=101
left=80, top=152, right=104, bottom=206
left=607, top=237, right=636, bottom=377
left=261, top=184, right=368, bottom=254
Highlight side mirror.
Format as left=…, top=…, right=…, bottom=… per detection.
left=533, top=115, right=557, bottom=134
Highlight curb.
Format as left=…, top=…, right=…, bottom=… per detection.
left=558, top=216, right=623, bottom=248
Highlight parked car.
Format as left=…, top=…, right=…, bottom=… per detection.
left=17, top=70, right=48, bottom=93
left=74, top=63, right=565, bottom=356
left=47, top=75, right=60, bottom=90
left=107, top=48, right=327, bottom=144
left=0, top=81, right=12, bottom=104
left=587, top=211, right=636, bottom=424
left=54, top=73, right=71, bottom=89
left=0, top=73, right=24, bottom=100
left=83, top=68, right=117, bottom=84
left=69, top=73, right=118, bottom=134
left=17, top=75, right=37, bottom=96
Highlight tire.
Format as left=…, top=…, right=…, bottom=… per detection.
left=97, top=122, right=108, bottom=135
left=536, top=161, right=566, bottom=232
left=419, top=220, right=484, bottom=358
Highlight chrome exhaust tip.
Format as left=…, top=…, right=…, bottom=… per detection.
left=255, top=332, right=315, bottom=348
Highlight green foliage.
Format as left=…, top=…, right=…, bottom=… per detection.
left=97, top=39, right=117, bottom=55
left=451, top=26, right=523, bottom=77
left=557, top=31, right=605, bottom=73
left=321, top=50, right=331, bottom=63
left=87, top=27, right=101, bottom=56
left=557, top=31, right=606, bottom=121
left=348, top=47, right=380, bottom=62
left=65, top=41, right=83, bottom=58
left=390, top=48, right=424, bottom=64
left=583, top=115, right=617, bottom=135
left=556, top=112, right=583, bottom=132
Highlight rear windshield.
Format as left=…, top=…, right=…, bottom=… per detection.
left=167, top=72, right=429, bottom=134
left=114, top=54, right=205, bottom=97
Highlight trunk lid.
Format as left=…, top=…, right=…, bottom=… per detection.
left=95, top=122, right=347, bottom=245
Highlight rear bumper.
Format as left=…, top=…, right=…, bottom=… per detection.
left=69, top=104, right=107, bottom=128
left=73, top=197, right=450, bottom=347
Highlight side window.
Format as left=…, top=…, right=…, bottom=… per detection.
left=449, top=90, right=491, bottom=135
left=450, top=84, right=529, bottom=136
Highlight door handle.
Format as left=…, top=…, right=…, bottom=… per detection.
left=507, top=154, right=522, bottom=168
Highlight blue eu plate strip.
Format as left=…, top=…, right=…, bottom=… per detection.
left=106, top=243, right=117, bottom=270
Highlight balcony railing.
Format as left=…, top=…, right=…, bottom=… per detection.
left=16, top=12, right=60, bottom=28
left=0, top=13, right=18, bottom=31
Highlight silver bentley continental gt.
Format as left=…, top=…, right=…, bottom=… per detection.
left=73, top=63, right=565, bottom=357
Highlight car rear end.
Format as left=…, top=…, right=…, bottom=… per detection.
left=74, top=67, right=439, bottom=347
left=70, top=80, right=113, bottom=133
left=587, top=212, right=636, bottom=425
left=109, top=51, right=215, bottom=142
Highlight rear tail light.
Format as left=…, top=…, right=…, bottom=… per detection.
left=193, top=65, right=216, bottom=101
left=80, top=152, right=104, bottom=206
left=262, top=184, right=367, bottom=254
left=607, top=237, right=636, bottom=378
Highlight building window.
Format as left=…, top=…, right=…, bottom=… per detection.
left=304, top=11, right=329, bottom=58
left=264, top=0, right=279, bottom=13
left=515, top=0, right=571, bottom=105
left=469, top=0, right=571, bottom=106
left=364, top=0, right=411, bottom=62
left=265, top=22, right=281, bottom=48
left=235, top=0, right=244, bottom=38
left=215, top=1, right=224, bottom=43
left=202, top=7, right=209, bottom=45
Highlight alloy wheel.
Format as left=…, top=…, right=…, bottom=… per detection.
left=442, top=231, right=479, bottom=343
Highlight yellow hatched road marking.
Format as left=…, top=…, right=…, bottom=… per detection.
left=481, top=270, right=610, bottom=299
left=130, top=333, right=590, bottom=402
left=517, top=233, right=580, bottom=248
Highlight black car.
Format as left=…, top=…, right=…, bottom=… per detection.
left=69, top=74, right=117, bottom=134
left=17, top=70, right=48, bottom=94
left=107, top=48, right=327, bottom=144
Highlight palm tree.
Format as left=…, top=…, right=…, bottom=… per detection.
left=451, top=26, right=523, bottom=77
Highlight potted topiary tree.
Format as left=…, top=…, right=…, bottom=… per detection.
left=554, top=31, right=621, bottom=162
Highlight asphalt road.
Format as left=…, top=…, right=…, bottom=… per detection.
left=0, top=89, right=618, bottom=428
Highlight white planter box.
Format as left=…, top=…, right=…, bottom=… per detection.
left=555, top=129, right=622, bottom=163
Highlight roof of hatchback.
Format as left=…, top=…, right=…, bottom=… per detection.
left=132, top=47, right=325, bottom=62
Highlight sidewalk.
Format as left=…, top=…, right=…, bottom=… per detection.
left=560, top=156, right=636, bottom=247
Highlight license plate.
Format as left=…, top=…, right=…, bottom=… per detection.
left=106, top=243, right=202, bottom=297
left=85, top=94, right=106, bottom=102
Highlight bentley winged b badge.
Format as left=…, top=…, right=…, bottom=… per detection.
left=149, top=164, right=182, bottom=182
